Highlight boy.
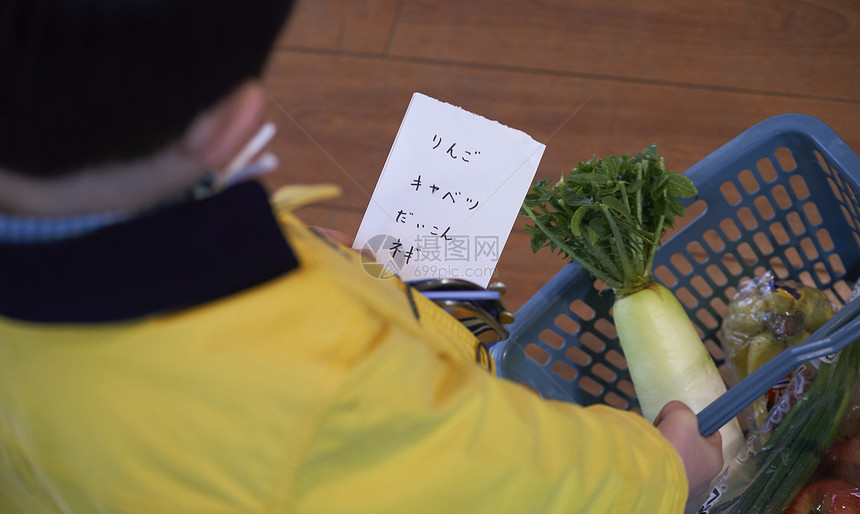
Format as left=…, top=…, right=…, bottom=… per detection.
left=0, top=1, right=722, bottom=512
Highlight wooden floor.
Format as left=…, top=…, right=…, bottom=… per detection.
left=260, top=0, right=860, bottom=313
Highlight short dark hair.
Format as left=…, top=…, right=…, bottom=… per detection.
left=0, top=0, right=295, bottom=177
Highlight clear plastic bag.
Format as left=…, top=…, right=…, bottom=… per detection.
left=698, top=273, right=860, bottom=513
left=719, top=272, right=835, bottom=430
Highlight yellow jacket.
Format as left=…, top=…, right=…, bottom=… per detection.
left=0, top=181, right=686, bottom=513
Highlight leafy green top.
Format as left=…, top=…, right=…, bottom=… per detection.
left=520, top=144, right=697, bottom=297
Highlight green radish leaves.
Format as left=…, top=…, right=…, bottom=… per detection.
left=520, top=144, right=697, bottom=296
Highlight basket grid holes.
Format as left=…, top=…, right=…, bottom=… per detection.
left=531, top=317, right=630, bottom=389
left=655, top=147, right=860, bottom=366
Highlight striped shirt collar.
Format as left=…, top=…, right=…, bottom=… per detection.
left=0, top=173, right=218, bottom=244
left=0, top=210, right=130, bottom=245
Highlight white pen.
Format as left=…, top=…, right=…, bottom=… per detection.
left=221, top=121, right=277, bottom=184
left=223, top=152, right=279, bottom=186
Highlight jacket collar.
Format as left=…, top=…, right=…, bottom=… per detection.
left=0, top=181, right=298, bottom=323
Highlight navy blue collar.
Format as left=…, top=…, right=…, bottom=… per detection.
left=0, top=181, right=299, bottom=323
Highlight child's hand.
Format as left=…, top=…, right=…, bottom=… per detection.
left=309, top=226, right=354, bottom=247
left=653, top=400, right=723, bottom=500
left=309, top=226, right=381, bottom=264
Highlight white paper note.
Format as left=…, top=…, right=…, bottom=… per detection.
left=353, top=93, right=545, bottom=287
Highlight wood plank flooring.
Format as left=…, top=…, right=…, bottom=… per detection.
left=262, top=0, right=860, bottom=312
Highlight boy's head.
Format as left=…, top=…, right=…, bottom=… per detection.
left=0, top=0, right=296, bottom=178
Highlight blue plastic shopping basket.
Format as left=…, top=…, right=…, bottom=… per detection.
left=492, top=114, right=860, bottom=411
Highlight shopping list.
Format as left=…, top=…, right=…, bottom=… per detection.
left=353, top=92, right=546, bottom=287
